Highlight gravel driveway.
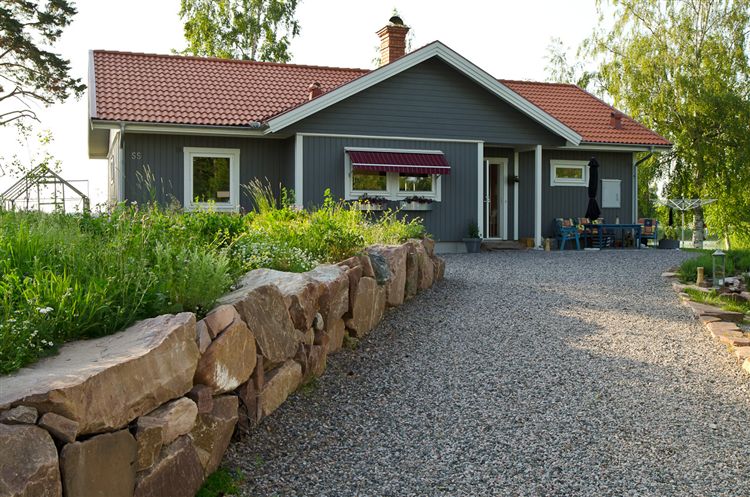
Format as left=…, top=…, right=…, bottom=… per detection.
left=226, top=250, right=750, bottom=496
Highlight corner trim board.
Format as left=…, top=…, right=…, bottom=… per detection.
left=295, top=134, right=303, bottom=207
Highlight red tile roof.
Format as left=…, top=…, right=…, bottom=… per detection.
left=92, top=50, right=670, bottom=147
left=92, top=51, right=369, bottom=126
left=499, top=80, right=670, bottom=146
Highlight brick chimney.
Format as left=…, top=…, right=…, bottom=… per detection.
left=610, top=111, right=624, bottom=129
left=308, top=82, right=322, bottom=100
left=376, top=16, right=409, bottom=66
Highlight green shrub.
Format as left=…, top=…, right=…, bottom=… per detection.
left=0, top=184, right=428, bottom=374
left=196, top=467, right=244, bottom=497
left=678, top=249, right=750, bottom=283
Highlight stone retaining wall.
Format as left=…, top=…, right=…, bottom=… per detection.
left=0, top=239, right=445, bottom=497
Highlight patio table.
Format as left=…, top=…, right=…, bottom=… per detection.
left=584, top=223, right=642, bottom=249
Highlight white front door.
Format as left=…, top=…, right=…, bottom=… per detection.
left=484, top=157, right=509, bottom=239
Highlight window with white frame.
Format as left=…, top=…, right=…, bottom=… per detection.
left=550, top=159, right=589, bottom=187
left=183, top=147, right=240, bottom=211
left=345, top=149, right=443, bottom=201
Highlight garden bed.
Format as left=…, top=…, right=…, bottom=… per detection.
left=0, top=184, right=425, bottom=374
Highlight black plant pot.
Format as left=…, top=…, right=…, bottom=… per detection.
left=463, top=238, right=482, bottom=253
left=658, top=239, right=680, bottom=250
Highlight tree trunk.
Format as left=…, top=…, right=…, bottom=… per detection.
left=692, top=205, right=705, bottom=249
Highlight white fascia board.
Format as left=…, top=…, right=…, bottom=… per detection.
left=266, top=42, right=583, bottom=145
left=90, top=120, right=269, bottom=137
left=88, top=50, right=96, bottom=120
left=559, top=142, right=671, bottom=152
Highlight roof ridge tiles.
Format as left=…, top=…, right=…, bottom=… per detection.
left=92, top=49, right=371, bottom=73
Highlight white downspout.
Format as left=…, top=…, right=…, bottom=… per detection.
left=534, top=144, right=542, bottom=248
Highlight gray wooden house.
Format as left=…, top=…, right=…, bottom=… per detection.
left=87, top=18, right=670, bottom=250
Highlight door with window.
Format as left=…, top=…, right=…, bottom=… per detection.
left=484, top=158, right=508, bottom=239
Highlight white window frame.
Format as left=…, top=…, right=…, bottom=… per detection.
left=344, top=147, right=443, bottom=201
left=550, top=159, right=589, bottom=187
left=183, top=147, right=240, bottom=212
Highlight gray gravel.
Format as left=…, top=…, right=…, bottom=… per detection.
left=226, top=250, right=750, bottom=496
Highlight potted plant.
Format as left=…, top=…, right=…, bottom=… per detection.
left=463, top=222, right=482, bottom=253
left=353, top=194, right=389, bottom=211
left=400, top=196, right=434, bottom=211
left=659, top=225, right=680, bottom=249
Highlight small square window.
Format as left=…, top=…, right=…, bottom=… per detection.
left=352, top=170, right=387, bottom=191
left=399, top=174, right=433, bottom=193
left=192, top=156, right=231, bottom=202
left=183, top=147, right=239, bottom=211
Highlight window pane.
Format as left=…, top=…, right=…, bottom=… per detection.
left=399, top=174, right=433, bottom=192
left=555, top=167, right=584, bottom=180
left=193, top=156, right=231, bottom=202
left=352, top=170, right=387, bottom=191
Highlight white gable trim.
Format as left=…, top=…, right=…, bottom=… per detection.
left=266, top=41, right=583, bottom=146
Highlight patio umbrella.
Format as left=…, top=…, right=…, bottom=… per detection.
left=668, top=207, right=674, bottom=226
left=585, top=157, right=601, bottom=220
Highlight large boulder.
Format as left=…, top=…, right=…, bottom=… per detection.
left=306, top=264, right=349, bottom=325
left=60, top=429, right=137, bottom=497
left=367, top=244, right=408, bottom=306
left=134, top=418, right=165, bottom=472
left=366, top=252, right=391, bottom=285
left=326, top=318, right=346, bottom=354
left=686, top=301, right=745, bottom=323
left=0, top=313, right=199, bottom=435
left=432, top=255, right=446, bottom=281
left=236, top=269, right=321, bottom=331
left=410, top=240, right=435, bottom=290
left=0, top=424, right=61, bottom=497
left=219, top=284, right=298, bottom=365
left=0, top=405, right=38, bottom=425
left=260, top=360, right=302, bottom=417
left=404, top=248, right=419, bottom=300
left=38, top=412, right=79, bottom=443
left=345, top=276, right=386, bottom=337
left=194, top=318, right=256, bottom=394
left=189, top=395, right=238, bottom=476
left=133, top=436, right=204, bottom=497
left=139, top=398, right=198, bottom=446
left=202, top=304, right=240, bottom=338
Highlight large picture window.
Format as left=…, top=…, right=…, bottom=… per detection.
left=345, top=148, right=444, bottom=201
left=184, top=147, right=240, bottom=211
left=550, top=159, right=589, bottom=187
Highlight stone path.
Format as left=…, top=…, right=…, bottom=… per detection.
left=226, top=250, right=750, bottom=496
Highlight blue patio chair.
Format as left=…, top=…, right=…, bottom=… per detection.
left=554, top=218, right=580, bottom=250
left=638, top=218, right=658, bottom=247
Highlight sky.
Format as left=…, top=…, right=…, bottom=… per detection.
left=0, top=0, right=601, bottom=206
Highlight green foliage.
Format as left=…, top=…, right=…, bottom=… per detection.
left=196, top=467, right=244, bottom=497
left=0, top=186, right=427, bottom=374
left=179, top=0, right=300, bottom=62
left=586, top=0, right=750, bottom=245
left=0, top=206, right=235, bottom=374
left=0, top=1, right=85, bottom=126
left=678, top=249, right=750, bottom=283
left=684, top=288, right=750, bottom=315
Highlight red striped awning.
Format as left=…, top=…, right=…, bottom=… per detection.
left=347, top=150, right=451, bottom=175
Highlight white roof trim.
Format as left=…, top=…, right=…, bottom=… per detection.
left=266, top=41, right=583, bottom=145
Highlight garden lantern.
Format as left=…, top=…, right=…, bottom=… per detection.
left=712, top=250, right=726, bottom=288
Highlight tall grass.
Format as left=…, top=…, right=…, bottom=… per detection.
left=678, top=249, right=750, bottom=283
left=0, top=186, right=427, bottom=374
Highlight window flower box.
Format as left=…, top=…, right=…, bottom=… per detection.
left=352, top=195, right=389, bottom=212
left=400, top=196, right=434, bottom=211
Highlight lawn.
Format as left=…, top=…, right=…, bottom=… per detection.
left=0, top=183, right=425, bottom=374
